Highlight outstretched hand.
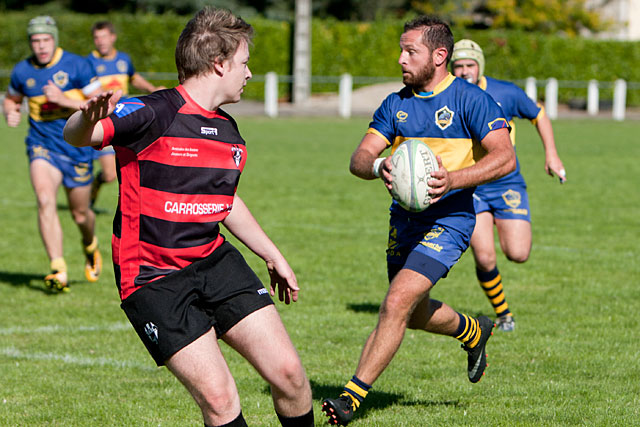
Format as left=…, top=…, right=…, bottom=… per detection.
left=81, top=90, right=122, bottom=124
left=266, top=257, right=299, bottom=304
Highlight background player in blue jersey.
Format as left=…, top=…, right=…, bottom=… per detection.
left=87, top=20, right=166, bottom=208
left=322, top=16, right=516, bottom=426
left=64, top=7, right=313, bottom=427
left=451, top=39, right=567, bottom=332
left=3, top=16, right=103, bottom=292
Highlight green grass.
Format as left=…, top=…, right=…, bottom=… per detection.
left=1, top=115, right=639, bottom=426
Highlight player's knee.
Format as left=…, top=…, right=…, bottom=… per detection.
left=506, top=250, right=529, bottom=264
left=473, top=251, right=496, bottom=271
left=272, top=359, right=309, bottom=396
left=70, top=208, right=90, bottom=226
left=198, top=387, right=239, bottom=420
left=101, top=170, right=117, bottom=183
left=35, top=192, right=56, bottom=211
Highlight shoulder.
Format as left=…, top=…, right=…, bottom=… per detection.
left=486, top=76, right=526, bottom=96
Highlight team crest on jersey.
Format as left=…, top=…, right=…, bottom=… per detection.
left=52, top=70, right=69, bottom=88
left=502, top=189, right=522, bottom=208
left=435, top=106, right=454, bottom=130
left=396, top=110, right=408, bottom=123
left=116, top=60, right=128, bottom=73
left=27, top=78, right=36, bottom=88
left=231, top=145, right=243, bottom=167
left=96, top=64, right=106, bottom=74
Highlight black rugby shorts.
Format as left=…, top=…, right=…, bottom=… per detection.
left=121, top=241, right=274, bottom=366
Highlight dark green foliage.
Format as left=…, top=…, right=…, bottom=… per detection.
left=1, top=12, right=638, bottom=105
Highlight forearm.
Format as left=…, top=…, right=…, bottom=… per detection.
left=535, top=114, right=559, bottom=159
left=131, top=74, right=157, bottom=93
left=64, top=110, right=101, bottom=147
left=222, top=195, right=284, bottom=263
left=450, top=138, right=516, bottom=189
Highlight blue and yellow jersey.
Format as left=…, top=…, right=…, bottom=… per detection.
left=479, top=75, right=544, bottom=186
left=8, top=48, right=100, bottom=162
left=87, top=50, right=135, bottom=95
left=369, top=73, right=509, bottom=224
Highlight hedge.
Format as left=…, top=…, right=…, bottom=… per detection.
left=1, top=12, right=639, bottom=105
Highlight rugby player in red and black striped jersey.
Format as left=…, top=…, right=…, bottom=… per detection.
left=64, top=7, right=313, bottom=427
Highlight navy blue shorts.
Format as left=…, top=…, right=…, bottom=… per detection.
left=28, top=145, right=93, bottom=188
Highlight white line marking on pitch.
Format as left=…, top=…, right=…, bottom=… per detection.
left=0, top=322, right=131, bottom=335
left=0, top=347, right=155, bottom=371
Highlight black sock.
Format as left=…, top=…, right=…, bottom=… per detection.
left=207, top=411, right=248, bottom=427
left=277, top=407, right=314, bottom=427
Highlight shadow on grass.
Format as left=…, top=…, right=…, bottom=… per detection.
left=309, top=380, right=462, bottom=420
left=0, top=270, right=76, bottom=295
left=346, top=302, right=380, bottom=314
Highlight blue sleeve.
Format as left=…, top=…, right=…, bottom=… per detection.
left=8, top=66, right=23, bottom=95
left=75, top=57, right=98, bottom=89
left=510, top=84, right=541, bottom=120
left=123, top=52, right=136, bottom=77
left=368, top=94, right=396, bottom=146
left=464, top=89, right=509, bottom=142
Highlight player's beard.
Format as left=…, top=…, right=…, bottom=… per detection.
left=403, top=58, right=436, bottom=90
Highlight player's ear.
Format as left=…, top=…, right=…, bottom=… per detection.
left=213, top=57, right=226, bottom=76
left=433, top=47, right=448, bottom=67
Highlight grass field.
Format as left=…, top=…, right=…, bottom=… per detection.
left=0, top=114, right=639, bottom=426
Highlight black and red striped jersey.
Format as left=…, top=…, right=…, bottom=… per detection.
left=98, top=85, right=247, bottom=300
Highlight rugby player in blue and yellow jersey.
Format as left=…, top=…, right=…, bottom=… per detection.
left=86, top=21, right=165, bottom=208
left=322, top=16, right=516, bottom=426
left=451, top=39, right=566, bottom=332
left=3, top=16, right=104, bottom=292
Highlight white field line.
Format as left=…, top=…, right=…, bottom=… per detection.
left=0, top=347, right=155, bottom=371
left=0, top=322, right=131, bottom=335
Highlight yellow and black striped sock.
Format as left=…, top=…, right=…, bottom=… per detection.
left=50, top=257, right=67, bottom=274
left=454, top=313, right=482, bottom=348
left=477, top=267, right=511, bottom=317
left=341, top=375, right=372, bottom=411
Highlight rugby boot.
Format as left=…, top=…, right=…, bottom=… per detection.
left=44, top=270, right=69, bottom=293
left=462, top=315, right=494, bottom=383
left=322, top=395, right=354, bottom=426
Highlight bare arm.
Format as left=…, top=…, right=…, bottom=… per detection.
left=535, top=113, right=566, bottom=182
left=64, top=90, right=122, bottom=147
left=222, top=194, right=299, bottom=304
left=131, top=73, right=165, bottom=93
left=349, top=133, right=391, bottom=180
left=3, top=94, right=23, bottom=127
left=428, top=127, right=516, bottom=203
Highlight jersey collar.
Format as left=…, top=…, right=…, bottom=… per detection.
left=30, top=47, right=63, bottom=69
left=478, top=75, right=488, bottom=90
left=412, top=73, right=456, bottom=98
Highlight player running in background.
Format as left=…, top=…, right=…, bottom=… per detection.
left=3, top=16, right=103, bottom=292
left=321, top=16, right=515, bottom=426
left=64, top=7, right=313, bottom=427
left=87, top=20, right=166, bottom=208
left=451, top=39, right=566, bottom=332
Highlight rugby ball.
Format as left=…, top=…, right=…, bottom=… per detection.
left=390, top=139, right=439, bottom=212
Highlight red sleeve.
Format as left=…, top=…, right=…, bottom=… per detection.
left=96, top=117, right=115, bottom=150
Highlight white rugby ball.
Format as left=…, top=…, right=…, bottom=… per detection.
left=389, top=139, right=439, bottom=212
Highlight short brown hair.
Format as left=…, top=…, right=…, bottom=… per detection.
left=175, top=7, right=253, bottom=83
left=404, top=16, right=454, bottom=65
left=91, top=20, right=115, bottom=34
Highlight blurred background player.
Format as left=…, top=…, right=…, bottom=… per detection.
left=451, top=39, right=566, bottom=332
left=87, top=20, right=165, bottom=208
left=3, top=16, right=103, bottom=292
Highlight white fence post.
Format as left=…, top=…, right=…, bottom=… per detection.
left=339, top=73, right=353, bottom=118
left=612, top=79, right=627, bottom=121
left=264, top=72, right=278, bottom=118
left=545, top=78, right=558, bottom=120
left=525, top=77, right=537, bottom=102
left=587, top=79, right=599, bottom=116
